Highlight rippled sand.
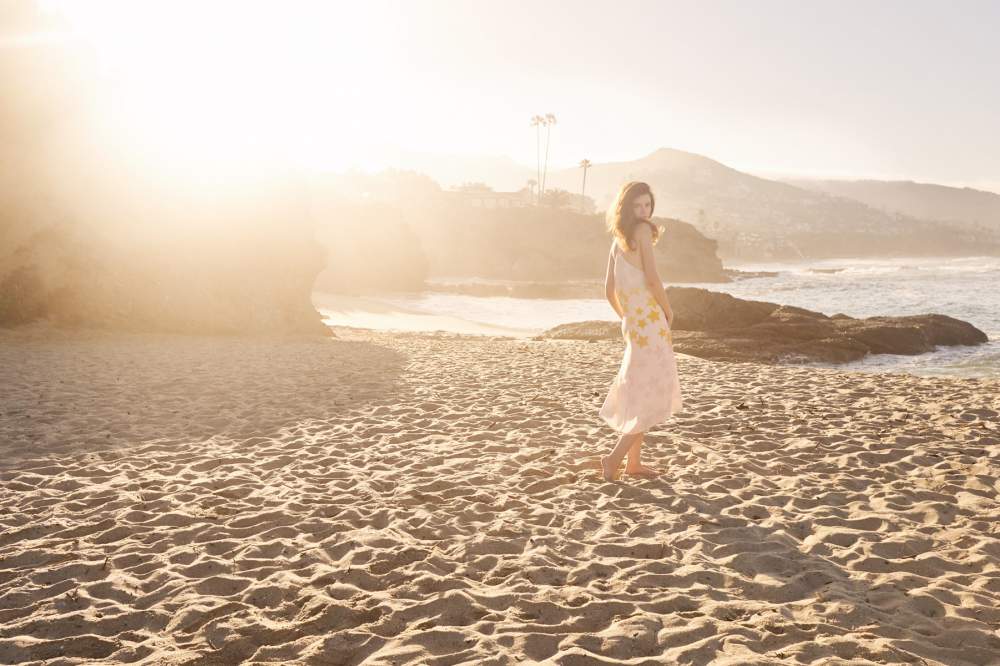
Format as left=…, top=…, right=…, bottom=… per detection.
left=1, top=324, right=998, bottom=665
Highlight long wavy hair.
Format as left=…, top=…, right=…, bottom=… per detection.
left=607, top=181, right=661, bottom=251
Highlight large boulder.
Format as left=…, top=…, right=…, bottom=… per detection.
left=539, top=288, right=988, bottom=364
left=659, top=218, right=729, bottom=283
left=838, top=314, right=984, bottom=355
left=667, top=287, right=777, bottom=330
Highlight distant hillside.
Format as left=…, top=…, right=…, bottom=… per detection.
left=542, top=148, right=1000, bottom=261
left=335, top=148, right=1000, bottom=262
left=780, top=178, right=1000, bottom=232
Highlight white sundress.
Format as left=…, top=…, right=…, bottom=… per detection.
left=599, top=242, right=683, bottom=434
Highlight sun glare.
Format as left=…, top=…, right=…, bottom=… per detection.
left=38, top=0, right=399, bottom=175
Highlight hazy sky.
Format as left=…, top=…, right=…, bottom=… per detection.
left=377, top=0, right=1000, bottom=190
left=16, top=0, right=1000, bottom=190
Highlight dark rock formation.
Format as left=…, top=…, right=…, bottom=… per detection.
left=658, top=218, right=729, bottom=283
left=539, top=287, right=988, bottom=364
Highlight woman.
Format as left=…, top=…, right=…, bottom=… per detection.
left=599, top=181, right=683, bottom=481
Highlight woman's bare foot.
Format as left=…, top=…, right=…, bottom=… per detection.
left=600, top=455, right=619, bottom=482
left=625, top=464, right=659, bottom=478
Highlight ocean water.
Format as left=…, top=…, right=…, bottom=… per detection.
left=314, top=256, right=1000, bottom=379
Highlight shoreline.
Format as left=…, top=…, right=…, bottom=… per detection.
left=313, top=257, right=1000, bottom=379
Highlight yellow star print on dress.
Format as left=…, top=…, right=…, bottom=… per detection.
left=599, top=242, right=683, bottom=434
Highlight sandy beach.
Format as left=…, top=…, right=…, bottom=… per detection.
left=2, top=324, right=999, bottom=665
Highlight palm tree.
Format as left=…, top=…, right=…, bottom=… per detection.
left=530, top=115, right=544, bottom=205
left=578, top=159, right=592, bottom=213
left=526, top=178, right=538, bottom=201
left=540, top=113, right=557, bottom=198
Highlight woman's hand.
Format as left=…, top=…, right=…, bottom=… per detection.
left=664, top=308, right=675, bottom=330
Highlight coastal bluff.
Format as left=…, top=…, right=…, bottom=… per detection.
left=311, top=192, right=730, bottom=294
left=539, top=287, right=989, bottom=364
left=0, top=38, right=329, bottom=337
left=0, top=180, right=330, bottom=337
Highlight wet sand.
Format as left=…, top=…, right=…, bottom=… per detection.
left=1, top=324, right=999, bottom=665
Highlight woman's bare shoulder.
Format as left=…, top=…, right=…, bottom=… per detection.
left=633, top=221, right=654, bottom=239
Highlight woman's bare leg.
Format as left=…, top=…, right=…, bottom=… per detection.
left=625, top=435, right=658, bottom=477
left=601, top=431, right=643, bottom=481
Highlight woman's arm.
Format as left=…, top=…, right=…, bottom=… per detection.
left=605, top=244, right=624, bottom=318
left=634, top=223, right=675, bottom=328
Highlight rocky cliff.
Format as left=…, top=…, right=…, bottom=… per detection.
left=309, top=179, right=730, bottom=293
